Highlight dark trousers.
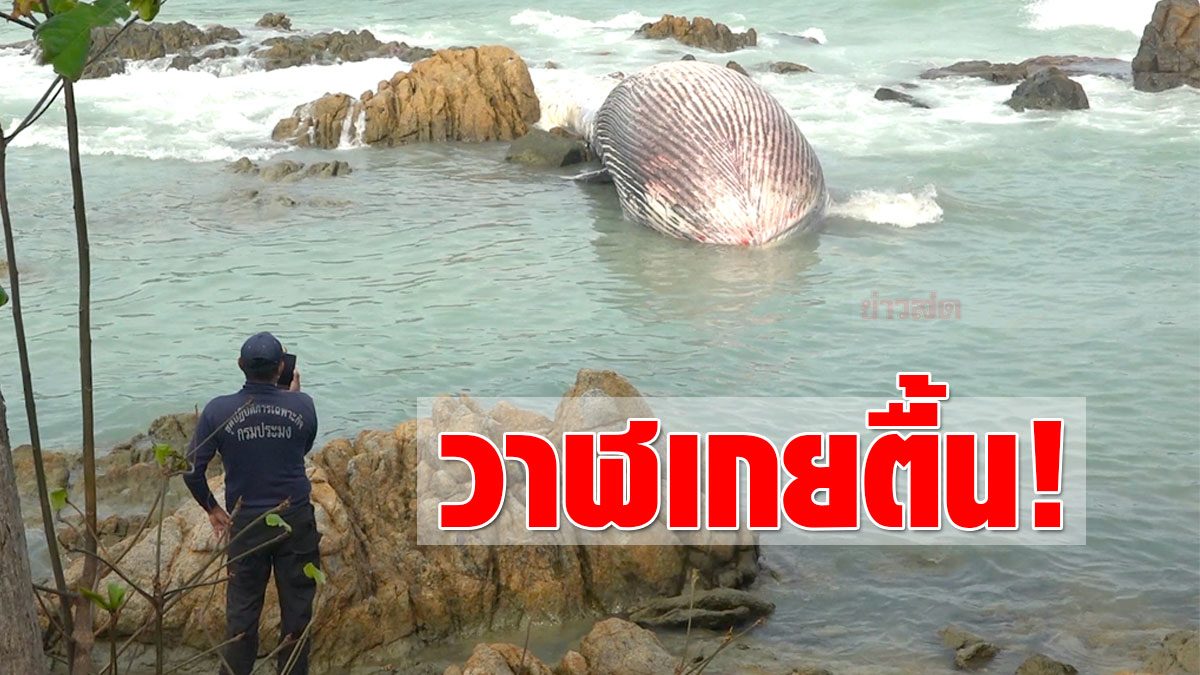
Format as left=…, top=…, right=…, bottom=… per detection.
left=222, top=503, right=321, bottom=675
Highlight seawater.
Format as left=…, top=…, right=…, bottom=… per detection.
left=1, top=0, right=1197, bottom=672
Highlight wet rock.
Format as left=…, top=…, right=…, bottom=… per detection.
left=273, top=46, right=540, bottom=149
left=169, top=54, right=200, bottom=70
left=1132, top=0, right=1200, bottom=91
left=921, top=55, right=1129, bottom=83
left=253, top=29, right=432, bottom=71
left=227, top=157, right=258, bottom=174
left=303, top=160, right=353, bottom=178
left=259, top=160, right=305, bottom=182
left=681, top=53, right=697, bottom=61
left=789, top=669, right=833, bottom=675
left=1005, top=67, right=1089, bottom=111
left=726, top=60, right=750, bottom=76
left=769, top=61, right=812, bottom=74
left=939, top=626, right=999, bottom=670
left=875, top=86, right=930, bottom=109
left=451, top=643, right=554, bottom=675
left=202, top=46, right=239, bottom=60
left=543, top=60, right=561, bottom=69
left=628, top=588, right=774, bottom=629
left=557, top=650, right=588, bottom=675
left=1015, top=653, right=1079, bottom=675
left=82, top=21, right=242, bottom=79
left=505, top=128, right=590, bottom=168
left=1143, top=630, right=1200, bottom=673
left=255, top=12, right=293, bottom=31
left=83, top=57, right=126, bottom=79
left=579, top=618, right=676, bottom=675
left=635, top=14, right=757, bottom=53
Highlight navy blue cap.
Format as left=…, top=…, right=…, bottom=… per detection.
left=240, top=332, right=283, bottom=365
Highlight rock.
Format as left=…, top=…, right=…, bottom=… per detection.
left=544, top=60, right=561, bottom=69
left=790, top=669, right=833, bottom=675
left=769, top=61, right=812, bottom=74
left=1004, top=67, right=1089, bottom=111
left=201, top=46, right=239, bottom=60
left=169, top=54, right=200, bottom=70
left=557, top=650, right=588, bottom=675
left=1015, top=653, right=1079, bottom=675
left=273, top=46, right=540, bottom=149
left=505, top=128, right=590, bottom=168
left=82, top=57, right=126, bottom=79
left=579, top=618, right=677, bottom=675
left=628, top=588, right=774, bottom=629
left=227, top=157, right=258, bottom=174
left=255, top=12, right=293, bottom=31
left=681, top=54, right=697, bottom=61
left=454, top=643, right=554, bottom=675
left=82, top=21, right=242, bottom=79
left=939, top=626, right=999, bottom=670
left=635, top=14, right=757, bottom=53
left=1132, top=0, right=1200, bottom=91
left=726, top=60, right=750, bottom=76
left=921, top=55, right=1129, bottom=83
left=259, top=160, right=305, bottom=182
left=1143, top=630, right=1200, bottom=674
left=303, top=160, right=353, bottom=178
left=874, top=86, right=930, bottom=109
left=253, top=29, right=433, bottom=71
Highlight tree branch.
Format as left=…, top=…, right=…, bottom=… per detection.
left=0, top=11, right=37, bottom=30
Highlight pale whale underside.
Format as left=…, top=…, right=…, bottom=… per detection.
left=591, top=61, right=828, bottom=246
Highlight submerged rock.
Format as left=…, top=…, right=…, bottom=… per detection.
left=635, top=14, right=757, bottom=53
left=1016, top=653, right=1079, bottom=675
left=1005, top=67, right=1089, bottom=111
left=1132, top=0, right=1200, bottom=91
left=769, top=61, right=812, bottom=74
left=253, top=29, right=433, bottom=71
left=874, top=86, right=930, bottom=108
left=921, top=55, right=1128, bottom=83
left=272, top=46, right=540, bottom=149
left=628, top=588, right=774, bottom=629
left=1143, top=630, right=1200, bottom=674
left=726, top=60, right=750, bottom=76
left=226, top=158, right=353, bottom=181
left=506, top=128, right=590, bottom=168
left=255, top=12, right=293, bottom=31
left=939, top=626, right=999, bottom=670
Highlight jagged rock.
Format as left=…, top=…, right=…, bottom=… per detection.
left=921, top=55, right=1128, bottom=83
left=506, top=128, right=590, bottom=168
left=579, top=619, right=677, bottom=675
left=1133, top=0, right=1200, bottom=91
left=769, top=61, right=812, bottom=74
left=1016, top=653, right=1079, bottom=675
left=726, top=60, right=749, bottom=76
left=1005, top=67, right=1089, bottom=111
left=255, top=12, right=293, bottom=31
left=82, top=21, right=242, bottom=79
left=628, top=588, right=774, bottom=629
left=273, top=46, right=540, bottom=149
left=1143, top=630, right=1200, bottom=673
left=253, top=29, right=433, bottom=71
left=939, top=626, right=999, bottom=670
left=875, top=86, right=930, bottom=109
left=635, top=14, right=757, bottom=53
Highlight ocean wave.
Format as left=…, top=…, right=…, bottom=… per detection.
left=1025, top=0, right=1157, bottom=34
left=827, top=185, right=944, bottom=228
left=510, top=9, right=657, bottom=37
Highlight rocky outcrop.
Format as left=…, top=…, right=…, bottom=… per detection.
left=939, top=626, right=999, bottom=670
left=769, top=61, right=812, bottom=74
left=1016, top=653, right=1078, bottom=675
left=253, top=30, right=433, bottom=71
left=506, top=128, right=590, bottom=168
left=1142, top=630, right=1200, bottom=674
left=1005, top=68, right=1089, bottom=111
left=1132, top=0, right=1200, bottom=91
left=874, top=86, right=930, bottom=109
left=83, top=21, right=243, bottom=78
left=580, top=619, right=677, bottom=675
left=635, top=15, right=757, bottom=53
left=226, top=157, right=353, bottom=181
left=272, top=46, right=540, bottom=149
left=627, top=588, right=774, bottom=629
left=255, top=12, right=293, bottom=31
left=921, top=55, right=1128, bottom=83
left=34, top=370, right=757, bottom=669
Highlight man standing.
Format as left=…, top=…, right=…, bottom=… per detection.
left=185, top=332, right=320, bottom=675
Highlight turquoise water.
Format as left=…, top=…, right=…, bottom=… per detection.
left=2, top=0, right=1198, bottom=671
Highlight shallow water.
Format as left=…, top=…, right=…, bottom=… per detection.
left=1, top=0, right=1198, bottom=672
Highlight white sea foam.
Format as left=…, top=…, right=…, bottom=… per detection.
left=827, top=185, right=944, bottom=228
left=510, top=9, right=656, bottom=37
left=1026, top=0, right=1157, bottom=34
left=799, top=27, right=828, bottom=44
left=530, top=67, right=619, bottom=140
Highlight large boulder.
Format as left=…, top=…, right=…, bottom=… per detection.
left=921, top=55, right=1128, bottom=83
left=939, top=625, right=999, bottom=670
left=252, top=29, right=432, bottom=71
left=1005, top=67, right=1090, bottom=111
left=578, top=618, right=677, bottom=675
left=635, top=15, right=757, bottom=53
left=272, top=46, right=540, bottom=149
left=505, top=128, right=590, bottom=168
left=1132, top=0, right=1200, bottom=91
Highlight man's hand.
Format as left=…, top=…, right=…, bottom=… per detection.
left=208, top=506, right=231, bottom=539
left=289, top=368, right=302, bottom=392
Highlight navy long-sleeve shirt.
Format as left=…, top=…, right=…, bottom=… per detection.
left=184, top=382, right=318, bottom=515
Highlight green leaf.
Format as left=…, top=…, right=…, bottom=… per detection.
left=303, top=562, right=326, bottom=585
left=49, top=487, right=68, bottom=512
left=47, top=0, right=77, bottom=13
left=35, top=0, right=131, bottom=80
left=127, top=0, right=158, bottom=21
left=0, top=284, right=8, bottom=308
left=79, top=585, right=108, bottom=610
left=106, top=581, right=127, bottom=610
left=265, top=513, right=291, bottom=533
left=153, top=443, right=173, bottom=467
